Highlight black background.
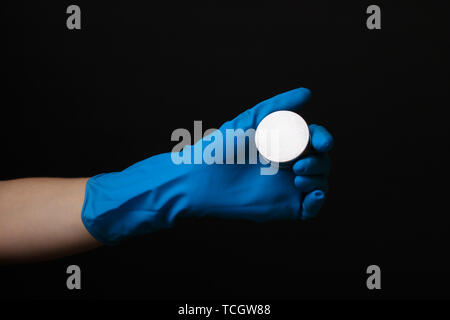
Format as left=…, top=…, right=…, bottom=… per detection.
left=1, top=0, right=449, bottom=301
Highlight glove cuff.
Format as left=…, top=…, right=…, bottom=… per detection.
left=81, top=153, right=191, bottom=245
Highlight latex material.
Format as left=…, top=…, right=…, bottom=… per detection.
left=81, top=88, right=333, bottom=244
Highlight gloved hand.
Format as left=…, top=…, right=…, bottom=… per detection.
left=81, top=88, right=333, bottom=244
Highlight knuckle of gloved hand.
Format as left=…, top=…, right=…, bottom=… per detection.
left=294, top=157, right=313, bottom=174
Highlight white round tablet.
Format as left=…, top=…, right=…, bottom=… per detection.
left=255, top=111, right=310, bottom=164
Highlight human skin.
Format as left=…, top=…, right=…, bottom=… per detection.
left=0, top=178, right=101, bottom=263
left=0, top=89, right=331, bottom=263
left=0, top=150, right=330, bottom=263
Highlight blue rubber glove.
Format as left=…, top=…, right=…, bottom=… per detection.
left=81, top=88, right=333, bottom=244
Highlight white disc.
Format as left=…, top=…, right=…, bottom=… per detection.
left=255, top=111, right=309, bottom=164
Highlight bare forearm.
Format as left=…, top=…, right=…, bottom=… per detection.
left=0, top=178, right=101, bottom=263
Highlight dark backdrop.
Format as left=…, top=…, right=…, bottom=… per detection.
left=1, top=0, right=449, bottom=300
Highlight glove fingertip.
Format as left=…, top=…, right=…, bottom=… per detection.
left=311, top=126, right=334, bottom=153
left=301, top=190, right=326, bottom=220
